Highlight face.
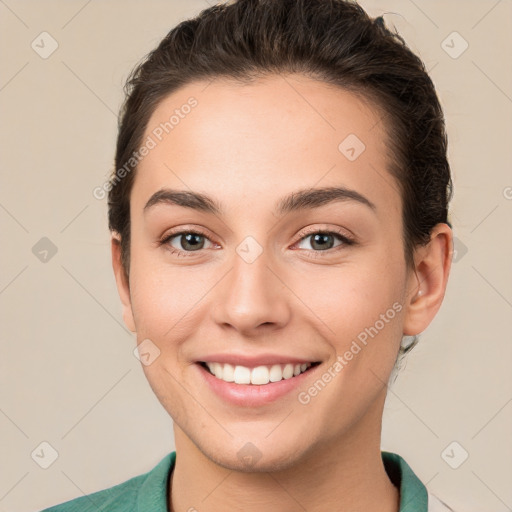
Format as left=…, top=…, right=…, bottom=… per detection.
left=113, top=74, right=426, bottom=472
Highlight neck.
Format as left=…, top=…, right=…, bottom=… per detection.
left=168, top=395, right=399, bottom=512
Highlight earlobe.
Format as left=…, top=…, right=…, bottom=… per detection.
left=402, top=223, right=453, bottom=336
left=111, top=235, right=136, bottom=333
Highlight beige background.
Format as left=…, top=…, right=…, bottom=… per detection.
left=0, top=1, right=511, bottom=511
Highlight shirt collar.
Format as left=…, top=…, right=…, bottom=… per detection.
left=382, top=451, right=428, bottom=512
left=136, top=451, right=175, bottom=511
left=136, top=451, right=428, bottom=512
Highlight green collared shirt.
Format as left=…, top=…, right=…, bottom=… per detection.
left=40, top=451, right=454, bottom=511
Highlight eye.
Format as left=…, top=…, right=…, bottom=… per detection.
left=294, top=229, right=354, bottom=255
left=159, top=229, right=215, bottom=256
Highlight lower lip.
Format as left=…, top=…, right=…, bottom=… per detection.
left=196, top=362, right=320, bottom=407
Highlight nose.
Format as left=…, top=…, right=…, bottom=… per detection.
left=211, top=243, right=292, bottom=336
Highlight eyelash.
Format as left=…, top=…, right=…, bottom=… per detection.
left=158, top=226, right=355, bottom=259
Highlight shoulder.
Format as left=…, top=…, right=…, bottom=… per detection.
left=38, top=452, right=176, bottom=512
left=39, top=473, right=143, bottom=512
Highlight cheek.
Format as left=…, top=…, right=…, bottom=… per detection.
left=294, top=262, right=405, bottom=429
left=301, top=258, right=405, bottom=346
left=128, top=253, right=210, bottom=340
left=302, top=254, right=406, bottom=401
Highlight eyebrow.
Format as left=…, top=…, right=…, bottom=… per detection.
left=143, top=186, right=377, bottom=217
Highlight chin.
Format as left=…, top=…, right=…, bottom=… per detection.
left=191, top=428, right=317, bottom=474
left=205, top=445, right=304, bottom=473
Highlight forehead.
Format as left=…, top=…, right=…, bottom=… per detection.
left=132, top=74, right=399, bottom=218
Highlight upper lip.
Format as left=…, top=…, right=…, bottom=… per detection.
left=197, top=353, right=320, bottom=367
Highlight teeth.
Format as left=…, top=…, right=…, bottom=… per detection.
left=213, top=362, right=223, bottom=379
left=204, top=361, right=313, bottom=385
left=269, top=364, right=282, bottom=382
left=222, top=363, right=235, bottom=382
left=251, top=366, right=269, bottom=385
left=233, top=365, right=251, bottom=384
left=282, top=363, right=294, bottom=379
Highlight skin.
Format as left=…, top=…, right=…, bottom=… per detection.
left=111, top=74, right=453, bottom=512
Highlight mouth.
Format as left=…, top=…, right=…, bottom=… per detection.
left=198, top=361, right=321, bottom=386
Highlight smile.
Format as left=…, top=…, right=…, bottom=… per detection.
left=200, top=361, right=319, bottom=385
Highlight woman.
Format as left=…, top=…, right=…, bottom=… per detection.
left=41, top=0, right=455, bottom=510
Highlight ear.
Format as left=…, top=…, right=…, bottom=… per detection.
left=402, top=223, right=453, bottom=336
left=111, top=233, right=136, bottom=333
